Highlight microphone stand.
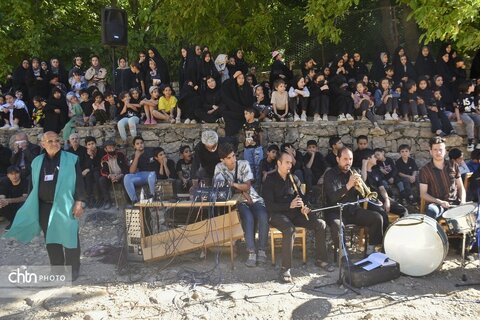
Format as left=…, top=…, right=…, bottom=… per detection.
left=312, top=198, right=369, bottom=295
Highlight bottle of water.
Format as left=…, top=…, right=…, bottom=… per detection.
left=140, top=187, right=145, bottom=203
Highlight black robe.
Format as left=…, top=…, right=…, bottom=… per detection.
left=220, top=79, right=254, bottom=136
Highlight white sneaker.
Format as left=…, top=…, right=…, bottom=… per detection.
left=467, top=144, right=475, bottom=152
left=0, top=124, right=10, bottom=130
left=476, top=143, right=480, bottom=150
left=175, top=118, right=181, bottom=124
left=9, top=124, right=19, bottom=130
left=294, top=114, right=300, bottom=122
left=337, top=114, right=347, bottom=122
left=264, top=118, right=272, bottom=122
left=313, top=114, right=320, bottom=122
left=384, top=113, right=393, bottom=121
left=190, top=119, right=197, bottom=124
left=322, top=114, right=328, bottom=121
left=392, top=113, right=399, bottom=120
left=345, top=113, right=354, bottom=121
left=184, top=118, right=191, bottom=124
left=300, top=112, right=307, bottom=121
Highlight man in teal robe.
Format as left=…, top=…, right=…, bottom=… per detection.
left=4, top=131, right=86, bottom=280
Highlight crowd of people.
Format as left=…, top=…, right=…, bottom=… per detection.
left=2, top=42, right=480, bottom=283
left=1, top=44, right=480, bottom=151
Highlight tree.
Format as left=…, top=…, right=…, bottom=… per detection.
left=304, top=0, right=480, bottom=52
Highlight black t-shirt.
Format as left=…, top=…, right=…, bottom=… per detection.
left=325, top=151, right=337, bottom=168
left=395, top=157, right=418, bottom=176
left=176, top=159, right=192, bottom=180
left=259, top=158, right=276, bottom=175
left=366, top=167, right=387, bottom=202
left=153, top=159, right=176, bottom=179
left=353, top=148, right=372, bottom=169
left=80, top=100, right=93, bottom=116
left=131, top=148, right=155, bottom=172
left=0, top=177, right=28, bottom=199
left=242, top=120, right=262, bottom=148
left=303, top=151, right=327, bottom=183
left=376, top=157, right=397, bottom=181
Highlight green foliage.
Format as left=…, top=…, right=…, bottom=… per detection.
left=400, top=0, right=480, bottom=51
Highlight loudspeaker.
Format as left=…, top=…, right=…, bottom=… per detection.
left=101, top=8, right=128, bottom=46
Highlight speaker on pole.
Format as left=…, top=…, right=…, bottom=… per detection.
left=101, top=8, right=128, bottom=46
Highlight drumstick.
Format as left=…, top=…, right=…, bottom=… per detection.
left=288, top=171, right=309, bottom=221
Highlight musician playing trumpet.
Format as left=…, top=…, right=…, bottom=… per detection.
left=263, top=152, right=334, bottom=283
left=361, top=150, right=408, bottom=232
left=323, top=147, right=384, bottom=255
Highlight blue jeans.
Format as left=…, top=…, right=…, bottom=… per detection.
left=243, top=146, right=263, bottom=182
left=237, top=199, right=269, bottom=252
left=426, top=203, right=446, bottom=220
left=123, top=171, right=156, bottom=202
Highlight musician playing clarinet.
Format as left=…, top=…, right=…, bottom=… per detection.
left=323, top=147, right=384, bottom=256
left=263, top=152, right=334, bottom=284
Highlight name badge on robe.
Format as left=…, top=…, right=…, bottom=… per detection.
left=44, top=174, right=54, bottom=181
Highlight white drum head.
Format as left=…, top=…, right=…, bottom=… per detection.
left=443, top=204, right=477, bottom=219
left=384, top=215, right=448, bottom=277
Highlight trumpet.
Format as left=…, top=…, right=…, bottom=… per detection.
left=349, top=169, right=381, bottom=204
left=288, top=171, right=309, bottom=221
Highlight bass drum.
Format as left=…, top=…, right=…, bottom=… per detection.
left=383, top=214, right=448, bottom=277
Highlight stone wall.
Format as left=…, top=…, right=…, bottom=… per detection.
left=0, top=120, right=468, bottom=167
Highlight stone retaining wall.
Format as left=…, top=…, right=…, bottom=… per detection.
left=0, top=120, right=468, bottom=168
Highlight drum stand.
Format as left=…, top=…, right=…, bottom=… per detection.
left=312, top=199, right=369, bottom=295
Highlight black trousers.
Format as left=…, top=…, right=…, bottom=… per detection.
left=427, top=109, right=453, bottom=134
left=84, top=170, right=100, bottom=201
left=270, top=212, right=327, bottom=269
left=368, top=200, right=408, bottom=232
left=326, top=205, right=384, bottom=248
left=310, top=95, right=329, bottom=115
left=98, top=176, right=124, bottom=202
left=39, top=202, right=80, bottom=272
left=0, top=203, right=22, bottom=223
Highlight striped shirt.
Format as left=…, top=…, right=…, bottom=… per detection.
left=419, top=160, right=460, bottom=204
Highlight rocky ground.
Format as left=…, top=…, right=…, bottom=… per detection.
left=0, top=206, right=479, bottom=320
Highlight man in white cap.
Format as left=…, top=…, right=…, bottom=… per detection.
left=191, top=130, right=221, bottom=181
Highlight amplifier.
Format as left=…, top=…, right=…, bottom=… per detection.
left=193, top=186, right=232, bottom=202
left=125, top=208, right=144, bottom=261
left=342, top=258, right=401, bottom=288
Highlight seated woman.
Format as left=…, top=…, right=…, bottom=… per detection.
left=152, top=84, right=181, bottom=124
left=195, top=76, right=222, bottom=123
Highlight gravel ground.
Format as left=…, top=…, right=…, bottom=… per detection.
left=0, top=207, right=479, bottom=320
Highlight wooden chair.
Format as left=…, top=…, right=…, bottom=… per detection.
left=270, top=227, right=307, bottom=265
left=463, top=172, right=473, bottom=192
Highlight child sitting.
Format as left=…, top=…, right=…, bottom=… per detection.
left=271, top=79, right=289, bottom=121
left=395, top=144, right=419, bottom=204
left=353, top=81, right=384, bottom=134
left=288, top=76, right=310, bottom=121
left=176, top=145, right=193, bottom=193
left=152, top=84, right=180, bottom=124
left=153, top=147, right=176, bottom=180
left=91, top=91, right=109, bottom=125
left=141, top=86, right=160, bottom=124
left=374, top=78, right=400, bottom=120
left=242, top=106, right=263, bottom=184
left=402, top=80, right=428, bottom=122
left=32, top=96, right=46, bottom=127
left=454, top=81, right=480, bottom=151
left=309, top=73, right=330, bottom=122
left=62, top=94, right=85, bottom=147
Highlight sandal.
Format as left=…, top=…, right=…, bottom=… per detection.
left=316, top=260, right=335, bottom=272
left=280, top=268, right=292, bottom=283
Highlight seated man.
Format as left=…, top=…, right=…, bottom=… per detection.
left=280, top=142, right=304, bottom=183
left=10, top=132, right=41, bottom=182
left=325, top=136, right=343, bottom=168
left=82, top=136, right=105, bottom=208
left=420, top=137, right=465, bottom=219
left=0, top=166, right=28, bottom=230
left=99, top=140, right=129, bottom=209
left=361, top=150, right=408, bottom=231
left=263, top=152, right=334, bottom=283
left=66, top=133, right=86, bottom=166
left=323, top=147, right=384, bottom=255
left=214, top=143, right=269, bottom=267
left=123, top=136, right=156, bottom=205
left=191, top=130, right=220, bottom=183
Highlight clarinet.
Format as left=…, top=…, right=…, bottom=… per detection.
left=288, top=171, right=309, bottom=221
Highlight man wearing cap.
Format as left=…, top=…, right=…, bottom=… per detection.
left=191, top=130, right=221, bottom=181
left=5, top=131, right=86, bottom=281
left=99, top=140, right=129, bottom=209
left=0, top=165, right=28, bottom=230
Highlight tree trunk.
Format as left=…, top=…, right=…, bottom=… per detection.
left=400, top=5, right=420, bottom=61
left=379, top=0, right=398, bottom=55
